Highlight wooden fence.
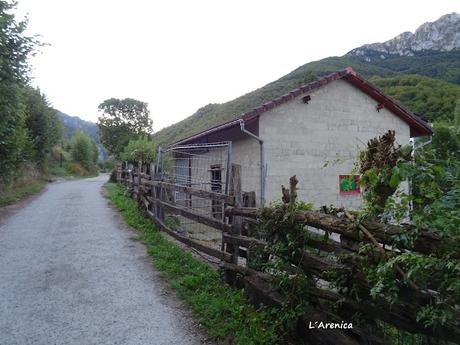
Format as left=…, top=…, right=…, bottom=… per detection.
left=117, top=162, right=240, bottom=264
left=116, top=163, right=459, bottom=345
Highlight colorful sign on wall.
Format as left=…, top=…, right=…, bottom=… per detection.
left=339, top=175, right=360, bottom=194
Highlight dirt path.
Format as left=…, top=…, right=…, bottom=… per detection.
left=0, top=175, right=210, bottom=345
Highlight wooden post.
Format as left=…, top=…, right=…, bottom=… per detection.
left=159, top=183, right=166, bottom=222
left=153, top=164, right=165, bottom=222
left=150, top=163, right=156, bottom=214
left=136, top=161, right=142, bottom=203
left=224, top=164, right=242, bottom=285
left=128, top=163, right=134, bottom=192
left=230, top=164, right=242, bottom=264
left=124, top=161, right=129, bottom=186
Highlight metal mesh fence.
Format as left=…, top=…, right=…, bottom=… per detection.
left=158, top=142, right=232, bottom=245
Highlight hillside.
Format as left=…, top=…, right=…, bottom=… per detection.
left=58, top=112, right=108, bottom=160
left=153, top=13, right=460, bottom=145
left=370, top=75, right=460, bottom=123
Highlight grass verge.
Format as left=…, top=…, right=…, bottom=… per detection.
left=0, top=162, right=99, bottom=208
left=104, top=182, right=280, bottom=345
left=0, top=177, right=47, bottom=207
left=48, top=162, right=99, bottom=178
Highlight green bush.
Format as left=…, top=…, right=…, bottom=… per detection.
left=120, top=136, right=156, bottom=164
left=70, top=130, right=97, bottom=169
left=98, top=159, right=116, bottom=172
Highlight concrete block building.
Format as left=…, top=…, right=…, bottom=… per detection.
left=165, top=68, right=432, bottom=209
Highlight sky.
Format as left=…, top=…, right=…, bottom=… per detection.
left=15, top=0, right=460, bottom=132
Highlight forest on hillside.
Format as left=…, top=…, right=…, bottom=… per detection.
left=0, top=1, right=102, bottom=205
left=153, top=50, right=460, bottom=146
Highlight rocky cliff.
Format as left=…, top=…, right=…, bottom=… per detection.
left=348, top=13, right=460, bottom=61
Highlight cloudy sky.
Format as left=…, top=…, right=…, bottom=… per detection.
left=16, top=0, right=460, bottom=131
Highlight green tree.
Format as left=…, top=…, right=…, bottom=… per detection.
left=298, top=70, right=317, bottom=86
left=70, top=130, right=97, bottom=168
left=97, top=98, right=152, bottom=158
left=371, top=75, right=460, bottom=123
left=90, top=139, right=99, bottom=164
left=0, top=0, right=40, bottom=180
left=120, top=136, right=156, bottom=164
left=430, top=123, right=460, bottom=161
left=23, top=87, right=63, bottom=168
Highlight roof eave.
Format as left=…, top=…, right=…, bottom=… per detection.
left=343, top=73, right=433, bottom=137
left=168, top=67, right=433, bottom=146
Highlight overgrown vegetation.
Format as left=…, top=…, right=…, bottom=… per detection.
left=371, top=75, right=460, bottom=123
left=104, top=182, right=280, bottom=345
left=341, top=129, right=460, bottom=341
left=97, top=98, right=153, bottom=159
left=244, top=130, right=460, bottom=344
left=120, top=136, right=156, bottom=165
left=153, top=50, right=460, bottom=146
left=0, top=170, right=47, bottom=207
left=70, top=129, right=98, bottom=172
left=0, top=0, right=40, bottom=179
left=0, top=1, right=102, bottom=205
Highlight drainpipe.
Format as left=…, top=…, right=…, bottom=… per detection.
left=238, top=119, right=266, bottom=207
left=408, top=135, right=432, bottom=213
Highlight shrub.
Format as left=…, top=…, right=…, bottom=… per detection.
left=69, top=162, right=86, bottom=176
left=120, top=136, right=156, bottom=164
left=109, top=167, right=118, bottom=182
left=70, top=130, right=97, bottom=168
left=98, top=159, right=116, bottom=172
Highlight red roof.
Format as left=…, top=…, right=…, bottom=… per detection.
left=170, top=67, right=432, bottom=146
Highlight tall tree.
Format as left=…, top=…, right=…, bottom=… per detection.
left=23, top=87, right=63, bottom=168
left=0, top=0, right=40, bottom=180
left=97, top=98, right=152, bottom=159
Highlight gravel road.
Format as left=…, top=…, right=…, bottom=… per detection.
left=0, top=175, right=209, bottom=345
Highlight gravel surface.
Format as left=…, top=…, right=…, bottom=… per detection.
left=0, top=175, right=210, bottom=345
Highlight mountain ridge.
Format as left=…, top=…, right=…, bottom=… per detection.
left=58, top=111, right=108, bottom=160
left=348, top=13, right=459, bottom=61
left=153, top=12, right=460, bottom=146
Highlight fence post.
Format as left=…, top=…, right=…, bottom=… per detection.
left=124, top=161, right=129, bottom=186
left=153, top=163, right=157, bottom=217
left=224, top=164, right=242, bottom=285
left=136, top=161, right=142, bottom=203
left=128, top=163, right=133, bottom=192
left=230, top=164, right=242, bottom=263
left=152, top=163, right=164, bottom=222
left=120, top=161, right=125, bottom=183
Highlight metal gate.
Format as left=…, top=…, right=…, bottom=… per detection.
left=157, top=141, right=232, bottom=242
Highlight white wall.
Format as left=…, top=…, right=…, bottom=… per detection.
left=230, top=137, right=261, bottom=201
left=258, top=79, right=411, bottom=209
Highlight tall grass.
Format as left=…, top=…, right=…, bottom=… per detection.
left=0, top=163, right=47, bottom=206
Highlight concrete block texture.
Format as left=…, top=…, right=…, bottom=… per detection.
left=182, top=79, right=411, bottom=210
left=259, top=79, right=410, bottom=209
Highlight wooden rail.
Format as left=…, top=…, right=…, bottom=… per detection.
left=116, top=164, right=460, bottom=344
left=117, top=163, right=237, bottom=264
left=155, top=199, right=232, bottom=232
left=146, top=209, right=232, bottom=262
left=143, top=179, right=235, bottom=204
